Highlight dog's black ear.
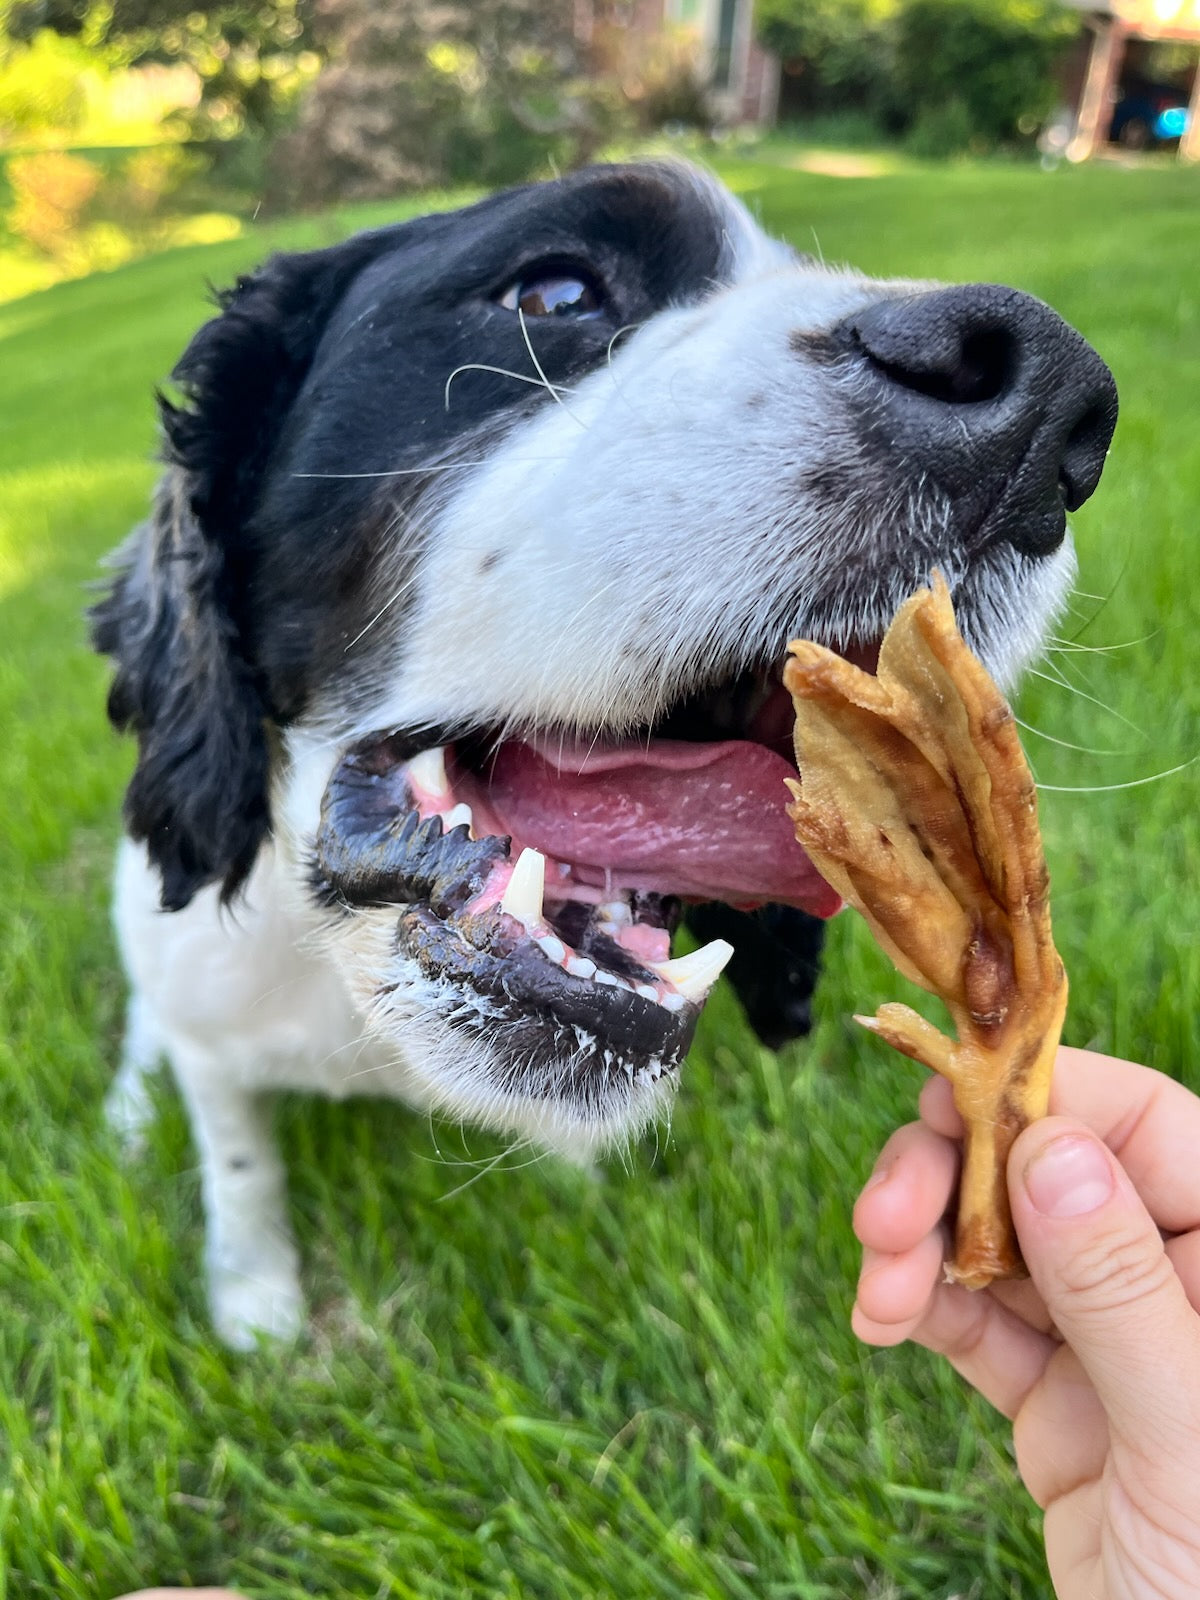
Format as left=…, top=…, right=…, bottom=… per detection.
left=92, top=470, right=270, bottom=912
left=685, top=902, right=827, bottom=1051
left=93, top=239, right=387, bottom=911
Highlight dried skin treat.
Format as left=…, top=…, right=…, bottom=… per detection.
left=784, top=574, right=1067, bottom=1290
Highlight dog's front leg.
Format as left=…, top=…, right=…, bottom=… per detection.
left=171, top=1045, right=304, bottom=1350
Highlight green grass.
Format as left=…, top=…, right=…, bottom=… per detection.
left=2, top=153, right=1198, bottom=1599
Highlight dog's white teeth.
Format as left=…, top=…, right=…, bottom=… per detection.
left=408, top=746, right=449, bottom=799
left=501, top=848, right=545, bottom=927
left=660, top=991, right=687, bottom=1013
left=595, top=970, right=632, bottom=992
left=440, top=802, right=473, bottom=835
left=598, top=900, right=632, bottom=928
left=566, top=955, right=596, bottom=980
left=536, top=933, right=566, bottom=965
left=652, top=939, right=734, bottom=1002
left=634, top=983, right=658, bottom=1002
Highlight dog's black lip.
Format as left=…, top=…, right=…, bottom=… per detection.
left=313, top=738, right=700, bottom=1071
left=396, top=904, right=698, bottom=1066
left=313, top=740, right=508, bottom=916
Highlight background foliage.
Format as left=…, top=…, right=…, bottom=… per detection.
left=893, top=0, right=1075, bottom=156
left=1, top=0, right=1083, bottom=235
left=273, top=0, right=611, bottom=203
left=759, top=0, right=1075, bottom=150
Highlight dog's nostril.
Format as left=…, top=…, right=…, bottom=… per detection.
left=863, top=323, right=1015, bottom=407
left=954, top=327, right=1014, bottom=404
left=1059, top=400, right=1113, bottom=511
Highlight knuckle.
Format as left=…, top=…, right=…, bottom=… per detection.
left=932, top=1296, right=990, bottom=1366
left=1053, top=1227, right=1174, bottom=1317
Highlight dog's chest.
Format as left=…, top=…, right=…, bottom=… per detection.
left=115, top=836, right=415, bottom=1100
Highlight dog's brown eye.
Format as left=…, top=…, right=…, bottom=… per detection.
left=499, top=273, right=601, bottom=318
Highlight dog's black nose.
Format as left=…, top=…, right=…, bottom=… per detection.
left=840, top=285, right=1118, bottom=555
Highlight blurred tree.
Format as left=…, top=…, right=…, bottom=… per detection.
left=894, top=0, right=1074, bottom=151
left=274, top=0, right=618, bottom=203
left=2, top=0, right=319, bottom=140
left=756, top=0, right=1073, bottom=150
left=755, top=0, right=899, bottom=110
left=0, top=25, right=91, bottom=140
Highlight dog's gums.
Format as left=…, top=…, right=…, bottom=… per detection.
left=314, top=667, right=849, bottom=1088
left=316, top=735, right=703, bottom=1085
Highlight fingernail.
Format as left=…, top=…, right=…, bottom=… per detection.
left=1023, top=1135, right=1114, bottom=1218
left=862, top=1163, right=892, bottom=1194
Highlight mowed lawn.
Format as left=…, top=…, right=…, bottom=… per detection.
left=1, top=153, right=1198, bottom=1600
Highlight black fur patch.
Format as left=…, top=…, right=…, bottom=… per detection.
left=93, top=163, right=736, bottom=909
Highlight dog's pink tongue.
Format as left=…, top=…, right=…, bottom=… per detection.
left=484, top=737, right=841, bottom=915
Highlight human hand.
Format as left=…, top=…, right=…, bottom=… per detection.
left=112, top=1589, right=246, bottom=1598
left=852, top=1046, right=1200, bottom=1600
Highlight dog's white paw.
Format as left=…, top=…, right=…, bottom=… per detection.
left=209, top=1255, right=306, bottom=1351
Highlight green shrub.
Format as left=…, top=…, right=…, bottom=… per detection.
left=892, top=0, right=1074, bottom=150
left=904, top=96, right=976, bottom=159
left=756, top=0, right=898, bottom=107
left=0, top=29, right=90, bottom=142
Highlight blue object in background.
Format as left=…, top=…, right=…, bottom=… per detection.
left=1110, top=78, right=1192, bottom=149
left=1155, top=106, right=1189, bottom=140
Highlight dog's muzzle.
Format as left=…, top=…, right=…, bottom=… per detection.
left=837, top=284, right=1118, bottom=557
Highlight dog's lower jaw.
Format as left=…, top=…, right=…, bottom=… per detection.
left=324, top=904, right=682, bottom=1166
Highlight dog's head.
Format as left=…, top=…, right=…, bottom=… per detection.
left=95, top=161, right=1117, bottom=1157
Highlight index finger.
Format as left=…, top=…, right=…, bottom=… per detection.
left=920, top=1047, right=1200, bottom=1235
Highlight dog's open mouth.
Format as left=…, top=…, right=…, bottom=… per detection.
left=315, top=650, right=873, bottom=1095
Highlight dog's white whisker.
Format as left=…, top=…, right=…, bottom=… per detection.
left=415, top=1131, right=533, bottom=1171
left=516, top=307, right=589, bottom=429
left=293, top=463, right=476, bottom=479
left=433, top=1140, right=554, bottom=1200
left=1027, top=667, right=1146, bottom=737
left=1013, top=716, right=1130, bottom=758
left=343, top=573, right=420, bottom=653
left=443, top=363, right=579, bottom=410
left=1048, top=630, right=1158, bottom=654
left=1037, top=756, right=1197, bottom=794
left=605, top=324, right=640, bottom=366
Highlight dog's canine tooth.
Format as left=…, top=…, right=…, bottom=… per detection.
left=501, top=847, right=545, bottom=926
left=441, top=802, right=473, bottom=834
left=408, top=746, right=450, bottom=799
left=652, top=939, right=734, bottom=1002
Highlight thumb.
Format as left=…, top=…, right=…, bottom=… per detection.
left=1009, top=1116, right=1200, bottom=1462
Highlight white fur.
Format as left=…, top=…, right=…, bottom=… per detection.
left=110, top=173, right=1076, bottom=1346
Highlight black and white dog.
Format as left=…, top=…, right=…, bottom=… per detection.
left=93, top=161, right=1116, bottom=1347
